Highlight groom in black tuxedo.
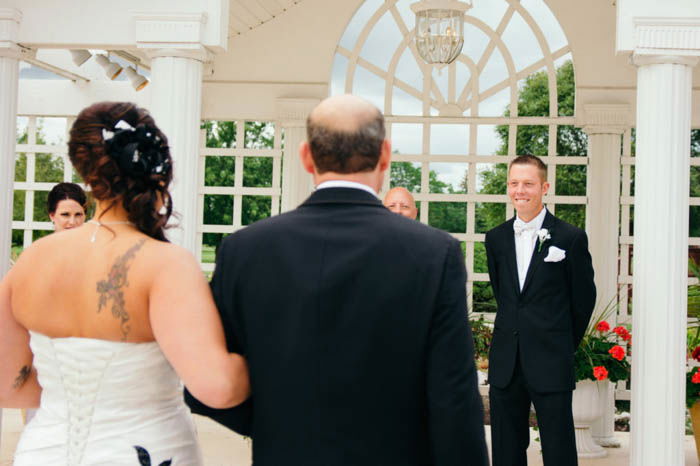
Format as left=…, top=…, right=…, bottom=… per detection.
left=485, top=155, right=596, bottom=466
left=187, top=95, right=488, bottom=466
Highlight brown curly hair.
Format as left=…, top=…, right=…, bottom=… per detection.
left=68, top=102, right=173, bottom=241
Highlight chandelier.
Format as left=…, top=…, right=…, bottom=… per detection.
left=411, top=0, right=472, bottom=65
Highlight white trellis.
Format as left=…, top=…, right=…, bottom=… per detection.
left=197, top=120, right=283, bottom=272
left=12, top=116, right=76, bottom=250
left=613, top=128, right=700, bottom=401
left=10, top=117, right=284, bottom=273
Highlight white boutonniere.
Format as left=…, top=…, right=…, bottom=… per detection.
left=536, top=228, right=551, bottom=252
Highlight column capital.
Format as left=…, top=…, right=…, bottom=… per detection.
left=145, top=47, right=212, bottom=62
left=0, top=8, right=27, bottom=60
left=581, top=104, right=631, bottom=135
left=632, top=53, right=699, bottom=67
left=276, top=98, right=320, bottom=128
left=133, top=12, right=214, bottom=62
left=634, top=17, right=700, bottom=57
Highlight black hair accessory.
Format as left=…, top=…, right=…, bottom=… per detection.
left=103, top=120, right=171, bottom=178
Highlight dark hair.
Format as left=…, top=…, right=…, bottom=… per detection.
left=509, top=154, right=547, bottom=182
left=68, top=102, right=173, bottom=241
left=306, top=109, right=385, bottom=174
left=47, top=182, right=87, bottom=214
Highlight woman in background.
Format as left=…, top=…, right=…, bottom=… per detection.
left=47, top=182, right=88, bottom=232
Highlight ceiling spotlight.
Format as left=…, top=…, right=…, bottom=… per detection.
left=124, top=66, right=149, bottom=91
left=70, top=49, right=92, bottom=66
left=95, top=54, right=122, bottom=80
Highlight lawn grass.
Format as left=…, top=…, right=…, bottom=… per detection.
left=202, top=244, right=216, bottom=263
left=11, top=245, right=23, bottom=263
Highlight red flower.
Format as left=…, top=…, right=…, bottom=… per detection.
left=609, top=345, right=625, bottom=361
left=613, top=326, right=631, bottom=341
left=593, top=366, right=609, bottom=381
left=596, top=321, right=610, bottom=332
left=692, top=346, right=700, bottom=363
left=692, top=370, right=700, bottom=384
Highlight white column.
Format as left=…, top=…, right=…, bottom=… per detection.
left=630, top=54, right=698, bottom=466
left=0, top=5, right=22, bottom=446
left=276, top=99, right=318, bottom=212
left=582, top=104, right=629, bottom=448
left=147, top=50, right=206, bottom=252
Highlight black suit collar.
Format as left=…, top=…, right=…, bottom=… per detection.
left=301, top=187, right=384, bottom=207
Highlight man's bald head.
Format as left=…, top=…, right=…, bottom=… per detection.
left=383, top=187, right=418, bottom=220
left=306, top=95, right=385, bottom=174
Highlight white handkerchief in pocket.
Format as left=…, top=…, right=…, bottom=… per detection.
left=544, top=245, right=566, bottom=262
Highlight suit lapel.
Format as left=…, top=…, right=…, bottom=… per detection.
left=502, top=220, right=521, bottom=296
left=520, top=211, right=556, bottom=296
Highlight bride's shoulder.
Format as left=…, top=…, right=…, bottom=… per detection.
left=11, top=231, right=58, bottom=264
left=142, top=240, right=200, bottom=270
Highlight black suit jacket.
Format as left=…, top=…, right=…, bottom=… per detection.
left=485, top=211, right=596, bottom=393
left=186, top=187, right=488, bottom=466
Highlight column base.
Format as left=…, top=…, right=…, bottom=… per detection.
left=575, top=426, right=608, bottom=458
left=593, top=435, right=622, bottom=448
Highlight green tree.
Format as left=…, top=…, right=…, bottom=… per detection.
left=201, top=121, right=276, bottom=250
left=390, top=162, right=466, bottom=233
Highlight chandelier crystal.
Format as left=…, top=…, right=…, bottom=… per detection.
left=411, top=0, right=472, bottom=65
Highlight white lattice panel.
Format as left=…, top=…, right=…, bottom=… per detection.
left=197, top=120, right=282, bottom=272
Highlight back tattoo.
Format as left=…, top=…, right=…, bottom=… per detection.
left=96, top=239, right=146, bottom=340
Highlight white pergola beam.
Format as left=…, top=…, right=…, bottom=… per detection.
left=17, top=80, right=150, bottom=116
left=617, top=0, right=700, bottom=53
left=4, top=0, right=228, bottom=52
left=22, top=57, right=89, bottom=82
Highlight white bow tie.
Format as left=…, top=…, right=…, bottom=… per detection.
left=513, top=219, right=536, bottom=236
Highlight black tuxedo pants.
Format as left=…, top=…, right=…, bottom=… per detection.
left=489, top=359, right=577, bottom=466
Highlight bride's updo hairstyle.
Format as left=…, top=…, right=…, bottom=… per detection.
left=68, top=102, right=173, bottom=241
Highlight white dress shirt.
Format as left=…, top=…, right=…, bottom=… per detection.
left=316, top=180, right=378, bottom=198
left=513, top=207, right=547, bottom=291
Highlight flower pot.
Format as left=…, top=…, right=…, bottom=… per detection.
left=572, top=380, right=607, bottom=458
left=689, top=401, right=700, bottom=461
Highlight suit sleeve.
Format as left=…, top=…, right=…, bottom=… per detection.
left=184, top=238, right=253, bottom=436
left=567, top=230, right=597, bottom=349
left=426, top=239, right=489, bottom=466
left=484, top=231, right=500, bottom=306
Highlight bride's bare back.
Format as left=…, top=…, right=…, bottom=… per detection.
left=5, top=220, right=249, bottom=410
left=12, top=222, right=170, bottom=342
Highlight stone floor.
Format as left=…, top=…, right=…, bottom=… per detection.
left=0, top=408, right=698, bottom=465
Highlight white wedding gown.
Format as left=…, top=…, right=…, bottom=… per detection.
left=14, top=331, right=203, bottom=466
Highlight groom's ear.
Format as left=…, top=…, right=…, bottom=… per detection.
left=299, top=141, right=316, bottom=175
left=541, top=180, right=550, bottom=196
